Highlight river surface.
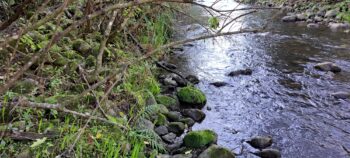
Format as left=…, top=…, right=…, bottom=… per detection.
left=169, top=0, right=350, bottom=157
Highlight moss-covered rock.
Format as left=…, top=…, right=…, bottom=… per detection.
left=177, top=86, right=206, bottom=108
left=183, top=130, right=217, bottom=148
left=73, top=39, right=91, bottom=55
left=167, top=122, right=185, bottom=135
left=85, top=55, right=96, bottom=67
left=155, top=113, right=168, bottom=126
left=198, top=145, right=235, bottom=158
left=156, top=95, right=178, bottom=109
left=62, top=50, right=84, bottom=60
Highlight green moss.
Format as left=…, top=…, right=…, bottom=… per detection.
left=11, top=80, right=36, bottom=94
left=155, top=113, right=168, bottom=126
left=177, top=86, right=206, bottom=107
left=62, top=50, right=84, bottom=60
left=86, top=55, right=96, bottom=67
left=183, top=130, right=217, bottom=148
left=199, top=145, right=235, bottom=158
left=155, top=95, right=177, bottom=108
left=73, top=39, right=91, bottom=55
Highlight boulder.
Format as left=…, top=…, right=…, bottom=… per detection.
left=155, top=126, right=169, bottom=136
left=168, top=122, right=186, bottom=135
left=198, top=145, right=235, bottom=158
left=177, top=86, right=207, bottom=108
left=331, top=92, right=350, bottom=99
left=228, top=69, right=253, bottom=76
left=164, top=77, right=178, bottom=87
left=183, top=130, right=217, bottom=148
left=325, top=9, right=338, bottom=18
left=314, top=16, right=323, bottom=22
left=179, top=118, right=195, bottom=127
left=182, top=109, right=206, bottom=122
left=156, top=113, right=169, bottom=126
left=246, top=136, right=273, bottom=150
left=210, top=81, right=228, bottom=87
left=162, top=133, right=177, bottom=143
left=314, top=62, right=341, bottom=73
left=156, top=95, right=179, bottom=110
left=328, top=22, right=350, bottom=30
left=282, top=15, right=297, bottom=22
left=253, top=149, right=281, bottom=158
left=186, top=75, right=200, bottom=84
left=296, top=14, right=307, bottom=21
left=169, top=73, right=187, bottom=87
left=165, top=111, right=182, bottom=122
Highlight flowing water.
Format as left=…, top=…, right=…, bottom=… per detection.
left=169, top=0, right=350, bottom=157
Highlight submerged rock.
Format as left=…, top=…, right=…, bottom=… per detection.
left=198, top=145, right=235, bottom=158
left=177, top=86, right=207, bottom=108
left=331, top=91, right=350, bottom=99
left=182, top=109, right=206, bottom=122
left=314, top=62, right=341, bottom=73
left=210, top=81, right=228, bottom=87
left=307, top=23, right=320, bottom=28
left=168, top=122, right=186, bottom=135
left=246, top=136, right=273, bottom=150
left=183, top=130, right=217, bottom=148
left=186, top=75, right=200, bottom=84
left=228, top=69, right=253, bottom=76
left=253, top=149, right=281, bottom=158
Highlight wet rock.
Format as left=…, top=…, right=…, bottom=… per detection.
left=296, top=14, right=307, bottom=21
left=168, top=122, right=186, bottom=135
left=198, top=145, right=235, bottom=158
left=157, top=61, right=177, bottom=70
left=155, top=126, right=169, bottom=136
left=182, top=109, right=206, bottom=122
left=168, top=73, right=187, bottom=87
left=331, top=92, right=350, bottom=99
left=314, top=62, right=341, bottom=73
left=177, top=86, right=207, bottom=108
left=164, top=77, right=178, bottom=87
left=165, top=111, right=182, bottom=122
left=228, top=69, right=253, bottom=76
left=282, top=15, right=297, bottom=22
left=316, top=10, right=326, bottom=17
left=162, top=133, right=177, bottom=143
left=328, top=22, right=350, bottom=30
left=210, top=81, right=228, bottom=87
left=179, top=117, right=195, bottom=127
left=166, top=138, right=184, bottom=153
left=246, top=136, right=273, bottom=150
left=186, top=75, right=200, bottom=84
left=206, top=106, right=212, bottom=111
left=156, top=95, right=179, bottom=111
left=183, top=130, right=217, bottom=148
left=307, top=23, right=320, bottom=28
left=253, top=149, right=281, bottom=158
left=171, top=47, right=184, bottom=51
left=314, top=16, right=323, bottom=22
left=325, top=9, right=338, bottom=18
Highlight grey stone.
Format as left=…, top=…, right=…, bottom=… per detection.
left=246, top=136, right=273, bottom=150
left=314, top=16, right=323, bottom=22
left=165, top=111, right=182, bottom=122
left=167, top=122, right=186, bottom=135
left=253, top=149, right=281, bottom=158
left=186, top=75, right=200, bottom=84
left=307, top=23, right=320, bottom=28
left=164, top=77, right=178, bottom=87
left=314, top=62, right=341, bottom=72
left=325, top=9, right=338, bottom=18
left=282, top=15, right=297, bottom=22
left=162, top=133, right=177, bottom=143
left=182, top=109, right=206, bottom=122
left=329, top=22, right=350, bottom=30
left=210, top=81, right=228, bottom=87
left=155, top=126, right=169, bottom=136
left=296, top=14, right=307, bottom=21
left=179, top=117, right=195, bottom=127
left=228, top=69, right=253, bottom=76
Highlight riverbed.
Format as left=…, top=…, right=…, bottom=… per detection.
left=169, top=0, right=350, bottom=157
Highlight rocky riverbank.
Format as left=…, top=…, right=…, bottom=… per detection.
left=239, top=0, right=350, bottom=31
left=153, top=61, right=281, bottom=158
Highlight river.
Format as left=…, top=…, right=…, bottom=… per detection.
left=168, top=0, right=350, bottom=157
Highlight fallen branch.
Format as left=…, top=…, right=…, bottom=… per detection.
left=0, top=130, right=57, bottom=141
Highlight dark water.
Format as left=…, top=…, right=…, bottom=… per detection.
left=169, top=0, right=350, bottom=157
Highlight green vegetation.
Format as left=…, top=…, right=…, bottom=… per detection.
left=0, top=1, right=175, bottom=157
left=183, top=130, right=217, bottom=148
left=155, top=95, right=178, bottom=108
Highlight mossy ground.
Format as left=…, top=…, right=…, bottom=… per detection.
left=0, top=2, right=176, bottom=157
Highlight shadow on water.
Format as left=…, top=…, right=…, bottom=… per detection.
left=168, top=0, right=350, bottom=157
